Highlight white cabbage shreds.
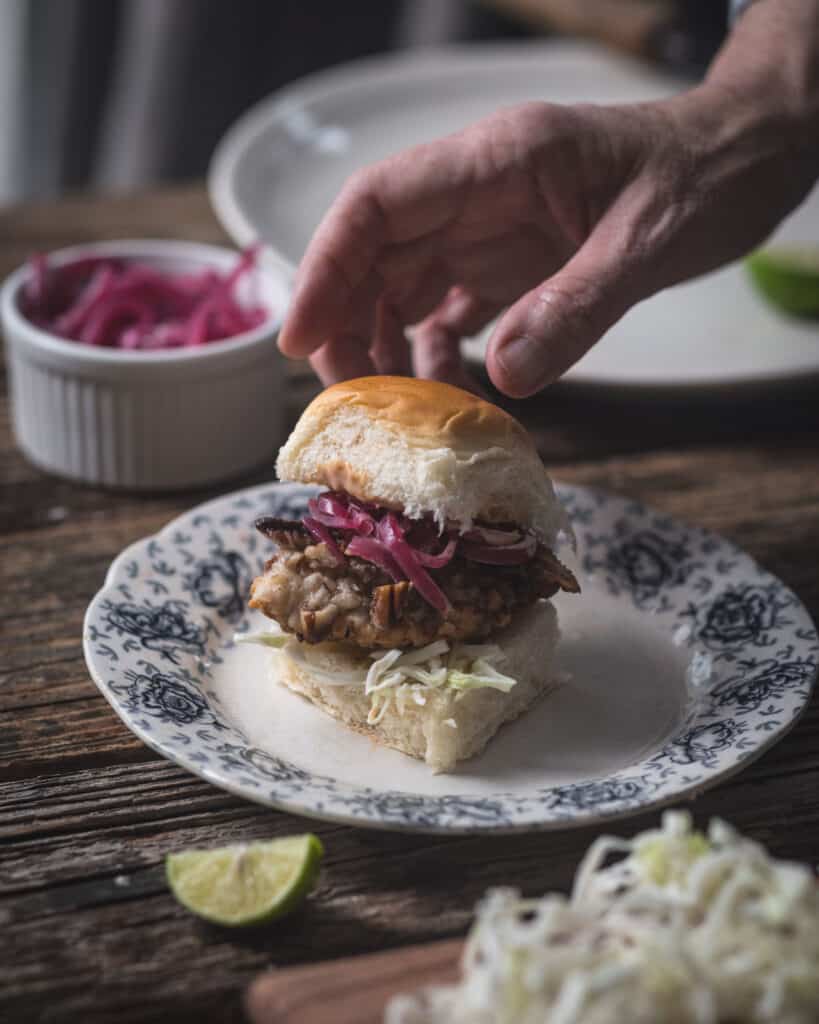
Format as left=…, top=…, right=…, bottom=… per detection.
left=363, top=642, right=517, bottom=723
left=385, top=811, right=819, bottom=1024
left=236, top=629, right=520, bottom=722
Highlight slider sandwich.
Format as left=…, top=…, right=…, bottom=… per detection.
left=246, top=377, right=578, bottom=772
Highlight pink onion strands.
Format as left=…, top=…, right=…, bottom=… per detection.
left=307, top=494, right=375, bottom=535
left=376, top=514, right=452, bottom=616
left=345, top=536, right=405, bottom=582
left=413, top=536, right=458, bottom=569
left=303, top=516, right=345, bottom=565
left=300, top=490, right=539, bottom=616
left=20, top=245, right=268, bottom=350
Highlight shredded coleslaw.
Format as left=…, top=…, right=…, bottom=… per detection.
left=234, top=627, right=518, bottom=723
left=385, top=811, right=819, bottom=1024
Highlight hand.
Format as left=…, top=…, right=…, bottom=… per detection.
left=279, top=6, right=819, bottom=397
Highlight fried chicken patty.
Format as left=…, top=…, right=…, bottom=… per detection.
left=249, top=516, right=579, bottom=648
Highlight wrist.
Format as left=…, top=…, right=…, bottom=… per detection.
left=667, top=79, right=809, bottom=173
left=660, top=6, right=819, bottom=206
left=652, top=67, right=819, bottom=258
left=703, top=0, right=819, bottom=158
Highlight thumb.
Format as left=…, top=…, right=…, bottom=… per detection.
left=486, top=243, right=637, bottom=398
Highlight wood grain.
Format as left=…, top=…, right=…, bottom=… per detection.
left=1, top=186, right=818, bottom=1024
left=245, top=939, right=461, bottom=1024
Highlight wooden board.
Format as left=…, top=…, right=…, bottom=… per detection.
left=245, top=939, right=461, bottom=1024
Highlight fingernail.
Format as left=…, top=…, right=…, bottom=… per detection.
left=495, top=337, right=546, bottom=394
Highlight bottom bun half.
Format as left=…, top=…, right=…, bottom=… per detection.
left=275, top=601, right=561, bottom=774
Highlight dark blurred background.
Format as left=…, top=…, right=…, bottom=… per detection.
left=0, top=0, right=730, bottom=204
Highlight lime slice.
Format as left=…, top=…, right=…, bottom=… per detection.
left=746, top=247, right=819, bottom=318
left=166, top=834, right=323, bottom=926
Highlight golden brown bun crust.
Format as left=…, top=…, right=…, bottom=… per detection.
left=303, top=377, right=533, bottom=453
left=276, top=375, right=570, bottom=542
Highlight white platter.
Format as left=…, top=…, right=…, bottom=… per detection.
left=83, top=482, right=817, bottom=833
left=209, top=41, right=819, bottom=390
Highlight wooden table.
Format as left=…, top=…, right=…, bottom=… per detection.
left=3, top=186, right=819, bottom=1023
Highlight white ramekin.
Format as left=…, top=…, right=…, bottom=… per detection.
left=1, top=239, right=291, bottom=490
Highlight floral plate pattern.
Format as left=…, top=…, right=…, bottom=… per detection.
left=83, top=483, right=817, bottom=833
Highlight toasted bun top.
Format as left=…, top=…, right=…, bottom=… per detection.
left=276, top=376, right=568, bottom=543
left=299, top=376, right=531, bottom=450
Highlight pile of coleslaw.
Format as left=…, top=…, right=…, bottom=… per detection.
left=386, top=811, right=819, bottom=1024
left=235, top=626, right=517, bottom=723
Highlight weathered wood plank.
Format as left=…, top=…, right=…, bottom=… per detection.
left=245, top=939, right=462, bottom=1024
left=3, top=756, right=819, bottom=1022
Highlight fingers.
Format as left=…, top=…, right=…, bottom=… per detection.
left=382, top=262, right=451, bottom=328
left=299, top=265, right=381, bottom=384
left=279, top=135, right=472, bottom=361
left=371, top=299, right=412, bottom=376
left=412, top=319, right=466, bottom=388
left=309, top=335, right=377, bottom=386
left=411, top=322, right=487, bottom=396
left=434, top=287, right=502, bottom=337
left=280, top=192, right=386, bottom=360
left=311, top=298, right=412, bottom=385
left=486, top=233, right=638, bottom=397
left=412, top=288, right=500, bottom=393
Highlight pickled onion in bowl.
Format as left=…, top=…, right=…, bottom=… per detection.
left=19, top=244, right=268, bottom=350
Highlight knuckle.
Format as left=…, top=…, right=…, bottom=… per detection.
left=338, top=169, right=387, bottom=229
left=341, top=166, right=374, bottom=201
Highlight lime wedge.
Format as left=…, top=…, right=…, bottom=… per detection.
left=746, top=247, right=819, bottom=318
left=166, top=834, right=323, bottom=926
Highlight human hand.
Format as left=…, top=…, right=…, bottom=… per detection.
left=279, top=8, right=819, bottom=396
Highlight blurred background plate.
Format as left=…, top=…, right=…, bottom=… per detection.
left=209, top=40, right=819, bottom=390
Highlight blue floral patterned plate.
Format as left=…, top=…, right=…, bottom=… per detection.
left=83, top=483, right=817, bottom=834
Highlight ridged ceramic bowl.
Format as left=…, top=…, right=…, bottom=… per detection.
left=1, top=239, right=290, bottom=490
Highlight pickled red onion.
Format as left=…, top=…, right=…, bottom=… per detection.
left=346, top=536, right=405, bottom=582
left=413, top=537, right=458, bottom=569
left=303, top=516, right=345, bottom=565
left=20, top=245, right=269, bottom=350
left=307, top=494, right=375, bottom=535
left=299, top=490, right=539, bottom=616
left=376, top=514, right=451, bottom=615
